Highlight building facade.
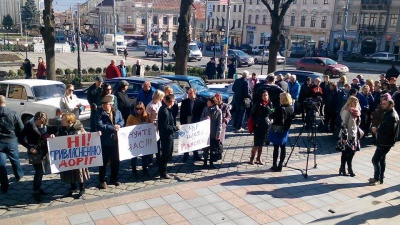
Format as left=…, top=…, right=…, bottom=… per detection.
left=0, top=0, right=22, bottom=30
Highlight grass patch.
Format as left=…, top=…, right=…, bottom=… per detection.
left=0, top=54, right=22, bottom=62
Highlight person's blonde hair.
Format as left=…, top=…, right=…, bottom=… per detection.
left=366, top=79, right=374, bottom=88
left=164, top=85, right=173, bottom=95
left=339, top=75, right=347, bottom=84
left=342, top=96, right=359, bottom=112
left=361, top=85, right=370, bottom=93
left=280, top=92, right=293, bottom=105
left=62, top=112, right=76, bottom=124
left=152, top=90, right=165, bottom=101
left=66, top=84, right=74, bottom=90
left=215, top=93, right=223, bottom=105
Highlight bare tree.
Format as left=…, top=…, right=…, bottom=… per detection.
left=260, top=0, right=294, bottom=73
left=39, top=0, right=55, bottom=80
left=174, top=0, right=194, bottom=75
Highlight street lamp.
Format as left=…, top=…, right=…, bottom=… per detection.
left=16, top=38, right=19, bottom=54
left=160, top=28, right=170, bottom=71
left=24, top=43, right=28, bottom=59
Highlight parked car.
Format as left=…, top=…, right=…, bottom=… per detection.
left=365, top=52, right=396, bottom=62
left=290, top=46, right=307, bottom=58
left=254, top=51, right=285, bottom=64
left=159, top=75, right=233, bottom=104
left=239, top=44, right=252, bottom=54
left=251, top=45, right=268, bottom=55
left=0, top=79, right=90, bottom=125
left=0, top=39, right=14, bottom=45
left=145, top=45, right=168, bottom=57
left=228, top=49, right=254, bottom=67
left=296, top=57, right=349, bottom=77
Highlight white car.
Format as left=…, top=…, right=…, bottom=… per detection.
left=0, top=79, right=91, bottom=125
left=254, top=51, right=286, bottom=64
left=367, top=52, right=396, bottom=62
left=0, top=39, right=14, bottom=45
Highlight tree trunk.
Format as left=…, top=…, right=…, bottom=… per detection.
left=267, top=19, right=282, bottom=74
left=174, top=0, right=194, bottom=75
left=39, top=0, right=55, bottom=80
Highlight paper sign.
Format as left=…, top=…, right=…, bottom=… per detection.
left=117, top=123, right=158, bottom=161
left=178, top=119, right=210, bottom=154
left=47, top=133, right=103, bottom=173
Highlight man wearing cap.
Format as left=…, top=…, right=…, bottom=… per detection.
left=369, top=95, right=399, bottom=185
left=96, top=94, right=124, bottom=189
left=105, top=59, right=121, bottom=79
left=386, top=64, right=399, bottom=81
left=87, top=76, right=103, bottom=131
left=205, top=58, right=216, bottom=80
left=115, top=80, right=134, bottom=122
left=0, top=95, right=24, bottom=193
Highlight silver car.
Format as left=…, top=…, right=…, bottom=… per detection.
left=145, top=45, right=168, bottom=58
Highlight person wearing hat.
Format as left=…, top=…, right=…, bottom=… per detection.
left=87, top=76, right=103, bottom=131
left=370, top=94, right=400, bottom=185
left=96, top=94, right=124, bottom=189
left=115, top=80, right=134, bottom=122
left=385, top=64, right=399, bottom=81
left=205, top=57, right=216, bottom=80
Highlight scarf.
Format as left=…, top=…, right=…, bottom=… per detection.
left=350, top=107, right=360, bottom=118
left=261, top=100, right=269, bottom=106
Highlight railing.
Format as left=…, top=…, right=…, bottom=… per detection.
left=358, top=24, right=385, bottom=32
left=361, top=0, right=388, bottom=4
left=361, top=0, right=389, bottom=10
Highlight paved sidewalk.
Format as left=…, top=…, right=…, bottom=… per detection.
left=1, top=142, right=400, bottom=225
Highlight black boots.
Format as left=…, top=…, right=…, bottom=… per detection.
left=339, top=166, right=347, bottom=176
left=348, top=167, right=356, bottom=177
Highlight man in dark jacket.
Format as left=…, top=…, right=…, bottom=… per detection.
left=386, top=64, right=400, bottom=81
left=232, top=70, right=251, bottom=132
left=96, top=95, right=125, bottom=189
left=115, top=80, right=134, bottom=122
left=0, top=96, right=24, bottom=193
left=180, top=88, right=206, bottom=162
left=205, top=58, right=216, bottom=80
left=253, top=75, right=284, bottom=107
left=87, top=76, right=103, bottom=131
left=275, top=74, right=289, bottom=93
left=136, top=81, right=155, bottom=107
left=227, top=58, right=236, bottom=79
left=324, top=82, right=341, bottom=132
left=158, top=94, right=179, bottom=179
left=298, top=77, right=312, bottom=119
left=370, top=96, right=399, bottom=185
left=216, top=58, right=225, bottom=79
left=320, top=75, right=330, bottom=116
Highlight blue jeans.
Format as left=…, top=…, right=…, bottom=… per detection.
left=372, top=146, right=391, bottom=181
left=0, top=142, right=24, bottom=185
left=233, top=103, right=246, bottom=130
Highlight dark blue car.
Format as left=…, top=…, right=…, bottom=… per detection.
left=159, top=75, right=233, bottom=104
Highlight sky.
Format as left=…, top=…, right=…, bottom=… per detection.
left=53, top=0, right=88, bottom=12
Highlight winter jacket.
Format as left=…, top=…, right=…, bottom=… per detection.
left=227, top=63, right=236, bottom=79
left=205, top=62, right=216, bottom=80
left=270, top=104, right=295, bottom=131
left=57, top=120, right=85, bottom=137
left=251, top=101, right=274, bottom=128
left=87, top=83, right=102, bottom=110
left=216, top=63, right=225, bottom=79
left=158, top=105, right=179, bottom=137
left=201, top=106, right=222, bottom=139
left=0, top=106, right=24, bottom=143
left=96, top=108, right=124, bottom=147
left=341, top=109, right=360, bottom=141
left=356, top=92, right=374, bottom=113
left=117, top=65, right=127, bottom=77
left=288, top=80, right=300, bottom=100
left=132, top=64, right=145, bottom=77
left=36, top=62, right=46, bottom=78
left=376, top=108, right=399, bottom=147
left=105, top=64, right=121, bottom=79
left=325, top=88, right=341, bottom=113
left=276, top=80, right=289, bottom=93
left=306, top=84, right=323, bottom=99
left=320, top=81, right=331, bottom=101
left=60, top=94, right=81, bottom=118
left=232, top=77, right=251, bottom=105
left=136, top=87, right=156, bottom=107
left=217, top=103, right=231, bottom=124
left=126, top=113, right=151, bottom=126
left=180, top=98, right=206, bottom=124
left=115, top=90, right=134, bottom=122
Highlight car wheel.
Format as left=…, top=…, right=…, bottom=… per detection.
left=324, top=69, right=333, bottom=77
left=299, top=67, right=305, bottom=71
left=198, top=59, right=201, bottom=61
left=154, top=52, right=158, bottom=58
left=254, top=58, right=258, bottom=64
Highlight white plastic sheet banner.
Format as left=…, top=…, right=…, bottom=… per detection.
left=117, top=123, right=158, bottom=161
left=178, top=119, right=210, bottom=154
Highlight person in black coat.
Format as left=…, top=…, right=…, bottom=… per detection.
left=324, top=82, right=341, bottom=132
left=205, top=58, right=216, bottom=80
left=385, top=64, right=400, bottom=81
left=227, top=58, right=236, bottom=79
left=86, top=76, right=103, bottom=132
left=253, top=75, right=284, bottom=107
left=180, top=88, right=206, bottom=162
left=115, top=80, right=134, bottom=122
left=232, top=71, right=251, bottom=132
left=298, top=77, right=312, bottom=119
left=275, top=74, right=289, bottom=93
left=158, top=94, right=179, bottom=179
left=21, top=58, right=33, bottom=79
left=216, top=58, right=225, bottom=79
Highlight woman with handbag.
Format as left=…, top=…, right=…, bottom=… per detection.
left=201, top=97, right=222, bottom=169
left=127, top=102, right=152, bottom=179
left=249, top=90, right=274, bottom=165
left=19, top=112, right=53, bottom=202
left=339, top=96, right=361, bottom=177
left=268, top=93, right=295, bottom=171
left=53, top=112, right=90, bottom=198
left=146, top=90, right=165, bottom=167
left=215, top=93, right=231, bottom=143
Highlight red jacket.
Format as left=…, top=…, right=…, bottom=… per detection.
left=105, top=64, right=121, bottom=79
left=36, top=62, right=46, bottom=78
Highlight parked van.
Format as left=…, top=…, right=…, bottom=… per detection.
left=169, top=42, right=202, bottom=61
left=103, top=34, right=127, bottom=53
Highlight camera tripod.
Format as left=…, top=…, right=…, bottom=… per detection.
left=285, top=108, right=321, bottom=178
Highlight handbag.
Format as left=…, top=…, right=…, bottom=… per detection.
left=270, top=124, right=285, bottom=133
left=211, top=140, right=223, bottom=162
left=244, top=98, right=251, bottom=108
left=247, top=117, right=255, bottom=134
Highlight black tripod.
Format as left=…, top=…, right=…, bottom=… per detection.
left=285, top=108, right=319, bottom=178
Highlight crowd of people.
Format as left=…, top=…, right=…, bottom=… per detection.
left=2, top=62, right=400, bottom=202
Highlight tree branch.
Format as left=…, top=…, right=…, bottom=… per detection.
left=261, top=0, right=273, bottom=14
left=279, top=0, right=294, bottom=20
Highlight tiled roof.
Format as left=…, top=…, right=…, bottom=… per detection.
left=193, top=2, right=205, bottom=20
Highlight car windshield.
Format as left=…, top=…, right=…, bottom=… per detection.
left=234, top=50, right=246, bottom=56
left=116, top=42, right=124, bottom=46
left=189, top=79, right=208, bottom=92
left=159, top=83, right=185, bottom=94
left=33, top=84, right=65, bottom=100
left=324, top=59, right=337, bottom=65
left=189, top=45, right=199, bottom=51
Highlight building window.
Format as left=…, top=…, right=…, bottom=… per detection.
left=213, top=5, right=215, bottom=12
left=217, top=17, right=220, bottom=26
left=313, top=0, right=317, bottom=4
left=337, top=12, right=343, bottom=24
left=300, top=15, right=306, bottom=27
left=217, top=5, right=220, bottom=12
left=163, top=16, right=168, bottom=25
left=263, top=15, right=267, bottom=25
left=370, top=13, right=377, bottom=25
left=255, top=15, right=259, bottom=24
left=248, top=14, right=252, bottom=24
left=351, top=13, right=358, bottom=25
left=212, top=19, right=214, bottom=28
left=127, top=16, right=132, bottom=24
left=153, top=16, right=158, bottom=24
left=239, top=5, right=242, bottom=12
left=234, top=5, right=237, bottom=12
left=311, top=15, right=316, bottom=27
left=233, top=20, right=236, bottom=28
left=223, top=5, right=226, bottom=12
left=250, top=0, right=252, bottom=4
left=142, top=16, right=146, bottom=24
left=303, top=0, right=306, bottom=4
left=321, top=16, right=327, bottom=28
left=324, top=0, right=328, bottom=4
left=222, top=17, right=225, bottom=27
left=173, top=16, right=178, bottom=25
left=390, top=14, right=398, bottom=27
left=290, top=15, right=295, bottom=26
left=238, top=20, right=241, bottom=28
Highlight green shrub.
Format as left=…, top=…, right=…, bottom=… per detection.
left=17, top=69, right=24, bottom=77
left=8, top=70, right=16, bottom=77
left=165, top=63, right=173, bottom=72
left=56, top=68, right=63, bottom=75
left=73, top=69, right=78, bottom=75
left=82, top=75, right=95, bottom=82
left=145, top=65, right=151, bottom=71
left=82, top=69, right=88, bottom=74
left=88, top=67, right=95, bottom=74
left=65, top=68, right=72, bottom=75
left=71, top=76, right=80, bottom=86
left=95, top=67, right=102, bottom=74
left=152, top=64, right=159, bottom=71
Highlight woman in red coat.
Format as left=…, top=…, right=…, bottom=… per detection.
left=36, top=57, right=46, bottom=79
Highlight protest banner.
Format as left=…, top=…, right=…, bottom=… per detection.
left=117, top=123, right=158, bottom=161
left=178, top=119, right=210, bottom=154
left=47, top=132, right=103, bottom=174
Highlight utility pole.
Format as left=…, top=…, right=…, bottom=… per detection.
left=338, top=0, right=350, bottom=63
left=203, top=0, right=209, bottom=45
left=224, top=0, right=232, bottom=79
left=77, top=3, right=82, bottom=86
left=113, top=0, right=118, bottom=55
left=18, top=0, right=23, bottom=37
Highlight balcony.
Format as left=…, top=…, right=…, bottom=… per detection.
left=361, top=0, right=389, bottom=10
left=358, top=24, right=385, bottom=33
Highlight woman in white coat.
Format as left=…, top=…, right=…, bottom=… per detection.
left=60, top=84, right=82, bottom=119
